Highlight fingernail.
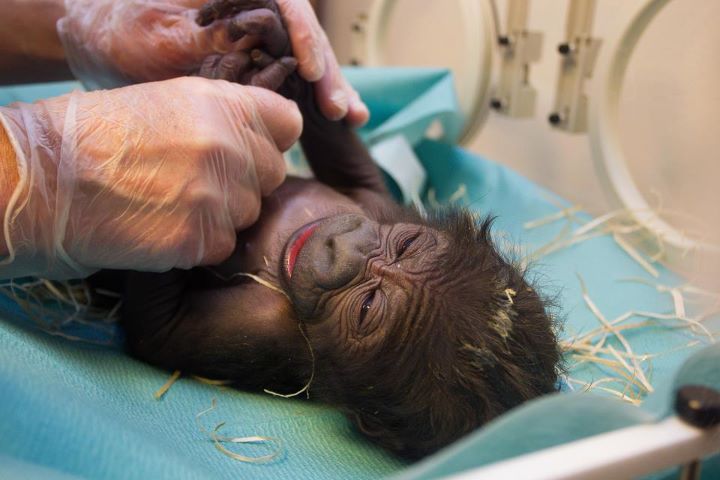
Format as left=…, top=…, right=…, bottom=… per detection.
left=330, top=90, right=348, bottom=118
left=353, top=98, right=369, bottom=118
left=304, top=44, right=326, bottom=81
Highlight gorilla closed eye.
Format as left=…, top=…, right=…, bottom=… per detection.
left=359, top=290, right=376, bottom=326
left=396, top=234, right=419, bottom=257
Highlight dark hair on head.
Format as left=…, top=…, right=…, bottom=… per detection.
left=311, top=207, right=562, bottom=459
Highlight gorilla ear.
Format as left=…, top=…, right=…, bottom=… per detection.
left=353, top=413, right=408, bottom=452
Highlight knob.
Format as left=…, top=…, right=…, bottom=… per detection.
left=675, top=385, right=720, bottom=428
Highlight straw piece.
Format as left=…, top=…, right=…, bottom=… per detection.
left=192, top=375, right=234, bottom=386
left=204, top=268, right=290, bottom=301
left=263, top=321, right=315, bottom=399
left=236, top=273, right=290, bottom=300
left=572, top=210, right=626, bottom=238
left=0, top=277, right=121, bottom=345
left=523, top=205, right=583, bottom=230
left=154, top=370, right=182, bottom=400
left=565, top=377, right=643, bottom=406
left=576, top=275, right=654, bottom=393
left=504, top=288, right=517, bottom=305
left=631, top=311, right=715, bottom=342
left=211, top=423, right=282, bottom=464
left=196, top=399, right=283, bottom=464
left=41, top=279, right=69, bottom=304
left=612, top=233, right=659, bottom=278
left=426, top=189, right=441, bottom=209
left=620, top=277, right=720, bottom=304
left=448, top=184, right=468, bottom=204
left=203, top=267, right=314, bottom=399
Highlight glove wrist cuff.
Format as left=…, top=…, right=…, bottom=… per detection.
left=0, top=107, right=31, bottom=273
left=0, top=101, right=87, bottom=279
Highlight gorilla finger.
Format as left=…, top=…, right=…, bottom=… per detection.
left=197, top=54, right=223, bottom=78
left=239, top=67, right=260, bottom=85
left=227, top=9, right=289, bottom=56
left=250, top=57, right=298, bottom=92
left=216, top=51, right=252, bottom=81
left=197, top=0, right=279, bottom=26
left=250, top=49, right=274, bottom=68
left=197, top=0, right=234, bottom=26
left=198, top=0, right=250, bottom=26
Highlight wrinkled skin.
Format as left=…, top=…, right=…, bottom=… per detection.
left=99, top=1, right=560, bottom=459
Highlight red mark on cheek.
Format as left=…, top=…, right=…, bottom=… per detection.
left=287, top=224, right=318, bottom=277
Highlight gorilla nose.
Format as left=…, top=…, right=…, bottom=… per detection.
left=313, top=215, right=377, bottom=290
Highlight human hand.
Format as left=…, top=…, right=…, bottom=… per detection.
left=56, top=0, right=252, bottom=89
left=274, top=0, right=368, bottom=126
left=58, top=0, right=368, bottom=126
left=0, top=77, right=301, bottom=279
left=174, top=0, right=369, bottom=126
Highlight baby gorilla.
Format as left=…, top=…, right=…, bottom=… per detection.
left=113, top=0, right=561, bottom=459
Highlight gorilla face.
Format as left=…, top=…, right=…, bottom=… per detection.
left=279, top=213, right=449, bottom=353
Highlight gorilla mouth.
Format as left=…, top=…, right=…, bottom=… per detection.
left=283, top=219, right=323, bottom=278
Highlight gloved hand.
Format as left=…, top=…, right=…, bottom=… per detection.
left=196, top=0, right=368, bottom=125
left=0, top=76, right=301, bottom=279
left=57, top=0, right=368, bottom=126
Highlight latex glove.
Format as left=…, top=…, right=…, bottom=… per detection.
left=196, top=0, right=368, bottom=126
left=198, top=0, right=369, bottom=126
left=57, top=0, right=369, bottom=125
left=276, top=0, right=368, bottom=126
left=56, top=0, right=244, bottom=90
left=0, top=77, right=301, bottom=279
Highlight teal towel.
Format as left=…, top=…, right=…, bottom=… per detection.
left=1, top=69, right=716, bottom=479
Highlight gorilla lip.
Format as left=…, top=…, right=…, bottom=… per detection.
left=284, top=220, right=322, bottom=278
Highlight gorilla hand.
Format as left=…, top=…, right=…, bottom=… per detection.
left=194, top=0, right=369, bottom=125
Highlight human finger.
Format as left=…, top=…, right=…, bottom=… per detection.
left=344, top=81, right=370, bottom=127
left=276, top=0, right=326, bottom=82
left=312, top=49, right=348, bottom=121
left=235, top=84, right=302, bottom=152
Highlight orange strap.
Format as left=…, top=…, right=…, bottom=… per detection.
left=0, top=121, right=19, bottom=256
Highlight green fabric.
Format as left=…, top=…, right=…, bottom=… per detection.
left=1, top=70, right=717, bottom=479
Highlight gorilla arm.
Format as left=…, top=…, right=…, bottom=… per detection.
left=293, top=80, right=388, bottom=198
left=191, top=2, right=388, bottom=199
left=122, top=269, right=305, bottom=387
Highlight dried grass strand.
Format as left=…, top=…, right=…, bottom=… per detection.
left=204, top=268, right=290, bottom=301
left=576, top=275, right=654, bottom=394
left=0, top=277, right=121, bottom=345
left=523, top=205, right=583, bottom=230
left=263, top=321, right=315, bottom=399
left=154, top=370, right=182, bottom=400
left=196, top=399, right=283, bottom=464
left=612, top=233, right=659, bottom=278
left=192, top=375, right=233, bottom=386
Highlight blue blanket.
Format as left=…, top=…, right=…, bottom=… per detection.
left=1, top=69, right=717, bottom=479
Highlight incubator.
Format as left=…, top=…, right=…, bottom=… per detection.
left=0, top=0, right=718, bottom=479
